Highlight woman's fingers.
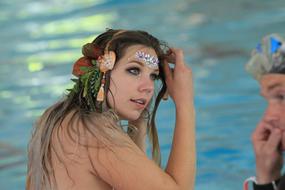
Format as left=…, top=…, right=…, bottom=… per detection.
left=165, top=48, right=185, bottom=66
left=165, top=49, right=176, bottom=63
left=162, top=61, right=174, bottom=101
left=168, top=48, right=185, bottom=67
left=163, top=60, right=172, bottom=85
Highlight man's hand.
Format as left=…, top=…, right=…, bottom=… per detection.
left=251, top=121, right=283, bottom=184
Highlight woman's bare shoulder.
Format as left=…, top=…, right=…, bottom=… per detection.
left=51, top=111, right=178, bottom=190
left=50, top=109, right=126, bottom=163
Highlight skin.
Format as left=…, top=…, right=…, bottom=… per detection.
left=107, top=45, right=159, bottom=121
left=108, top=45, right=159, bottom=152
left=252, top=74, right=285, bottom=184
left=51, top=46, right=196, bottom=190
left=107, top=45, right=160, bottom=152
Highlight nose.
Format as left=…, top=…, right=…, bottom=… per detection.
left=138, top=75, right=154, bottom=94
left=263, top=102, right=280, bottom=125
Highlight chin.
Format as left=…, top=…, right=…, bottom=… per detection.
left=118, top=111, right=141, bottom=121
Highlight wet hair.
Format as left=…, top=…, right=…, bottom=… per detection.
left=26, top=29, right=168, bottom=190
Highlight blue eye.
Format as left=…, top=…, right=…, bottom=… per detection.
left=150, top=73, right=160, bottom=81
left=127, top=67, right=140, bottom=75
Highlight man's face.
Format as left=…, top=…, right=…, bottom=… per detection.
left=260, top=74, right=285, bottom=130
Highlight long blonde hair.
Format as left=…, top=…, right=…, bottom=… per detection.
left=26, top=29, right=168, bottom=189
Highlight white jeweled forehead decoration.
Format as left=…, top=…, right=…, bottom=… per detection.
left=135, top=51, right=159, bottom=69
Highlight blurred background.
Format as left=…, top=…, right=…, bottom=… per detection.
left=1, top=0, right=285, bottom=189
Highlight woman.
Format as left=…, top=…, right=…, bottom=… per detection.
left=26, top=29, right=196, bottom=190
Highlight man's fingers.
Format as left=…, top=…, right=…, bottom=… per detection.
left=264, top=128, right=282, bottom=151
left=252, top=121, right=271, bottom=141
left=252, top=121, right=272, bottom=152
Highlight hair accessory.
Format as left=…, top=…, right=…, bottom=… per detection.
left=68, top=31, right=126, bottom=112
left=245, top=33, right=285, bottom=80
left=96, top=51, right=116, bottom=102
left=94, top=30, right=126, bottom=102
left=72, top=57, right=94, bottom=77
left=82, top=43, right=103, bottom=59
left=135, top=51, right=159, bottom=69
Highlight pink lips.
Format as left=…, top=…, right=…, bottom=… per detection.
left=130, top=98, right=147, bottom=109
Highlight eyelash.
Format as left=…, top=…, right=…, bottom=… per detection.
left=272, top=92, right=285, bottom=101
left=126, top=67, right=160, bottom=81
left=150, top=73, right=160, bottom=81
left=276, top=94, right=285, bottom=100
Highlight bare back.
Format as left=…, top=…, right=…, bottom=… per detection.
left=49, top=108, right=193, bottom=190
left=50, top=111, right=114, bottom=190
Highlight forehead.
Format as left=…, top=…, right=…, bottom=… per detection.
left=123, top=45, right=157, bottom=58
left=260, top=74, right=285, bottom=92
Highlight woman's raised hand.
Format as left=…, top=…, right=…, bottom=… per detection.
left=163, top=48, right=194, bottom=108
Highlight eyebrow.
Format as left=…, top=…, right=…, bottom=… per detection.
left=267, top=83, right=283, bottom=91
left=260, top=82, right=284, bottom=97
left=127, top=59, right=159, bottom=72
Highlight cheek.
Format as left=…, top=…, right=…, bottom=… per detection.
left=107, top=79, right=128, bottom=108
left=265, top=102, right=280, bottom=114
left=278, top=103, right=285, bottom=115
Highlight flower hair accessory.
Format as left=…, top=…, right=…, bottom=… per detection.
left=72, top=43, right=103, bottom=77
left=96, top=51, right=116, bottom=101
left=245, top=33, right=285, bottom=80
left=72, top=57, right=94, bottom=77
left=68, top=31, right=124, bottom=112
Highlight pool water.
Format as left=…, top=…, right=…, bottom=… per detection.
left=1, top=0, right=285, bottom=189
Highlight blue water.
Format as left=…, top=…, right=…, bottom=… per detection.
left=1, top=0, right=285, bottom=189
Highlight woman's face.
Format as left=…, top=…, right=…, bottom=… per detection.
left=107, top=45, right=160, bottom=121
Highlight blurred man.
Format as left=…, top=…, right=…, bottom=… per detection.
left=245, top=34, right=285, bottom=190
